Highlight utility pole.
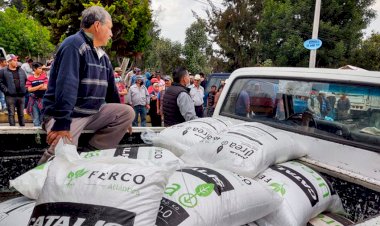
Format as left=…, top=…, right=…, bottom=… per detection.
left=309, top=0, right=321, bottom=68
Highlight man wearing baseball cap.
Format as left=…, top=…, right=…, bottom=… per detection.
left=0, top=54, right=28, bottom=126
left=126, top=75, right=150, bottom=127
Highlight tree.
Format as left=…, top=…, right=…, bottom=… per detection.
left=183, top=19, right=213, bottom=74
left=0, top=0, right=24, bottom=11
left=349, top=33, right=380, bottom=71
left=257, top=0, right=310, bottom=66
left=24, top=0, right=153, bottom=58
left=206, top=0, right=376, bottom=68
left=0, top=7, right=55, bottom=59
left=206, top=0, right=263, bottom=71
left=143, top=37, right=183, bottom=75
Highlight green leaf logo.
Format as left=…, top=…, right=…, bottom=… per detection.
left=34, top=163, right=46, bottom=170
left=83, top=150, right=100, bottom=159
left=269, top=183, right=286, bottom=196
left=66, top=168, right=88, bottom=187
left=74, top=168, right=88, bottom=178
left=195, top=183, right=214, bottom=197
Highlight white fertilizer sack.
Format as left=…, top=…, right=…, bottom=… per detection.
left=10, top=146, right=181, bottom=200
left=152, top=117, right=231, bottom=156
left=155, top=166, right=282, bottom=226
left=181, top=122, right=306, bottom=178
left=308, top=213, right=354, bottom=226
left=0, top=197, right=35, bottom=226
left=9, top=161, right=51, bottom=200
left=28, top=140, right=178, bottom=226
left=81, top=146, right=183, bottom=164
left=255, top=161, right=344, bottom=226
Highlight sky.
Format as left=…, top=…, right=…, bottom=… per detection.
left=151, top=0, right=380, bottom=44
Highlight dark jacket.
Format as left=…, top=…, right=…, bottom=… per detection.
left=42, top=30, right=120, bottom=131
left=163, top=83, right=189, bottom=126
left=0, top=67, right=27, bottom=97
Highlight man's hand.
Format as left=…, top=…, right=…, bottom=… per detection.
left=127, top=126, right=133, bottom=135
left=47, top=130, right=73, bottom=147
left=145, top=104, right=150, bottom=110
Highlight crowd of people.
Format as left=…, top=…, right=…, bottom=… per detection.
left=0, top=54, right=223, bottom=128
left=0, top=55, right=51, bottom=127
left=0, top=6, right=225, bottom=164
left=115, top=66, right=223, bottom=127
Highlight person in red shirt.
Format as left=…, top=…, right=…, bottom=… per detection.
left=114, top=72, right=128, bottom=104
left=26, top=62, right=48, bottom=126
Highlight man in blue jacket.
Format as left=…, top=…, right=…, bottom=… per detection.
left=39, top=6, right=135, bottom=163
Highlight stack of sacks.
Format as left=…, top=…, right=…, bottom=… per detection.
left=151, top=118, right=232, bottom=156
left=28, top=140, right=179, bottom=226
left=10, top=146, right=182, bottom=200
left=255, top=161, right=345, bottom=226
left=181, top=122, right=307, bottom=178
left=155, top=166, right=282, bottom=226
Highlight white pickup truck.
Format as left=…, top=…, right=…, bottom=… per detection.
left=0, top=67, right=379, bottom=225
left=212, top=67, right=380, bottom=225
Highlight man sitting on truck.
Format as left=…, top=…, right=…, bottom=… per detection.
left=39, top=6, right=135, bottom=164
left=163, top=67, right=197, bottom=126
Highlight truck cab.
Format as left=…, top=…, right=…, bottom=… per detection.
left=213, top=67, right=380, bottom=224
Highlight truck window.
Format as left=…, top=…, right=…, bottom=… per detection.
left=220, top=77, right=380, bottom=151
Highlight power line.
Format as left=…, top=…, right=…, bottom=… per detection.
left=191, top=0, right=224, bottom=9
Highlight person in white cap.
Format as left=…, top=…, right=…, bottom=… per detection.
left=190, top=74, right=205, bottom=117
left=127, top=75, right=150, bottom=127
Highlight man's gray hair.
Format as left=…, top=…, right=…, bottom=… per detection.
left=80, top=6, right=111, bottom=29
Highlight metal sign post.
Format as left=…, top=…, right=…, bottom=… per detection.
left=309, top=0, right=321, bottom=68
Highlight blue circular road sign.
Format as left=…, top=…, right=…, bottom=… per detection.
left=304, top=39, right=322, bottom=50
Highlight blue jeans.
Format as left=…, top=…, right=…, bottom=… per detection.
left=32, top=101, right=42, bottom=126
left=0, top=91, right=6, bottom=109
left=133, top=105, right=147, bottom=127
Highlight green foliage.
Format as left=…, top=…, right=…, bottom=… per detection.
left=143, top=37, right=183, bottom=75
left=183, top=20, right=212, bottom=74
left=24, top=0, right=153, bottom=57
left=206, top=0, right=376, bottom=69
left=0, top=7, right=55, bottom=59
left=206, top=0, right=263, bottom=71
left=349, top=33, right=380, bottom=71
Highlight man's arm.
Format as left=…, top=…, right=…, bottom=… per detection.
left=177, top=92, right=198, bottom=121
left=126, top=86, right=132, bottom=105
left=50, top=44, right=81, bottom=131
left=0, top=69, right=8, bottom=94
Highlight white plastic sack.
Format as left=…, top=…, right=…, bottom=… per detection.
left=28, top=140, right=178, bottom=226
left=9, top=161, right=51, bottom=200
left=81, top=146, right=183, bottom=164
left=308, top=213, right=354, bottom=226
left=10, top=146, right=181, bottom=200
left=255, top=161, right=345, bottom=226
left=181, top=122, right=306, bottom=178
left=0, top=197, right=35, bottom=226
left=155, top=166, right=282, bottom=226
left=152, top=117, right=231, bottom=156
